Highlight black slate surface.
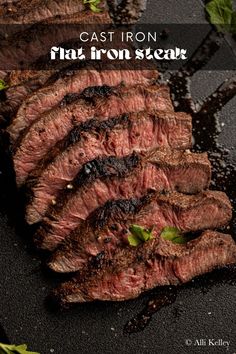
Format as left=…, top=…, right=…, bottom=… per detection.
left=0, top=1, right=236, bottom=353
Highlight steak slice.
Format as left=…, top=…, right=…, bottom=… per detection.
left=32, top=148, right=210, bottom=248
left=47, top=190, right=232, bottom=273
left=52, top=230, right=236, bottom=303
left=7, top=69, right=158, bottom=143
left=14, top=84, right=172, bottom=185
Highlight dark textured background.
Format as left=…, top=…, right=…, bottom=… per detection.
left=0, top=1, right=236, bottom=353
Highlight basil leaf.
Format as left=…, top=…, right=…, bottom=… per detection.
left=128, top=234, right=142, bottom=247
left=129, top=224, right=152, bottom=241
left=0, top=79, right=8, bottom=91
left=160, top=226, right=181, bottom=240
left=160, top=226, right=188, bottom=244
left=206, top=0, right=235, bottom=33
left=90, top=4, right=102, bottom=13
left=0, top=343, right=39, bottom=354
left=171, top=235, right=188, bottom=244
left=92, top=0, right=101, bottom=5
left=128, top=224, right=153, bottom=247
left=83, top=0, right=102, bottom=13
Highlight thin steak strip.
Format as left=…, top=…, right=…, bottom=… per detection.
left=48, top=190, right=232, bottom=273
left=7, top=69, right=158, bottom=143
left=14, top=84, right=172, bottom=186
left=33, top=148, right=210, bottom=249
left=53, top=231, right=236, bottom=303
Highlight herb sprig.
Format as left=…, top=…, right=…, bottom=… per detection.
left=0, top=79, right=8, bottom=91
left=206, top=0, right=236, bottom=33
left=128, top=224, right=153, bottom=247
left=160, top=226, right=188, bottom=244
left=83, top=0, right=102, bottom=13
left=0, top=343, right=39, bottom=354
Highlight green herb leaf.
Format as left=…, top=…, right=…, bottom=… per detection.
left=90, top=3, right=102, bottom=12
left=0, top=79, right=8, bottom=91
left=160, top=226, right=188, bottom=244
left=206, top=0, right=236, bottom=33
left=128, top=234, right=142, bottom=247
left=83, top=0, right=102, bottom=13
left=0, top=343, right=39, bottom=354
left=127, top=224, right=153, bottom=247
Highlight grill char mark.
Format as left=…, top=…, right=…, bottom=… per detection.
left=61, top=85, right=117, bottom=107
left=73, top=153, right=141, bottom=188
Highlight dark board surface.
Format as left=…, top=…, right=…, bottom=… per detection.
left=0, top=1, right=236, bottom=353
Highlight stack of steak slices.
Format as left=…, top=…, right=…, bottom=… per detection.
left=2, top=0, right=235, bottom=305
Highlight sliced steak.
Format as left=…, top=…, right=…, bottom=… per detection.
left=33, top=110, right=192, bottom=249
left=7, top=68, right=157, bottom=143
left=14, top=84, right=172, bottom=185
left=30, top=147, right=209, bottom=239
left=52, top=230, right=236, bottom=303
left=47, top=190, right=232, bottom=272
left=26, top=129, right=201, bottom=224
